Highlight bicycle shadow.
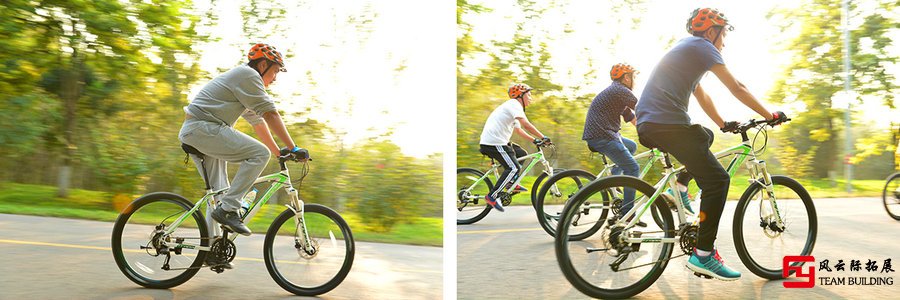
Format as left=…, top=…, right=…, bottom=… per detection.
left=104, top=287, right=176, bottom=300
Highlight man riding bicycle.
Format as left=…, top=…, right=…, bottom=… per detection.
left=479, top=83, right=551, bottom=212
left=179, top=43, right=307, bottom=237
left=634, top=8, right=787, bottom=281
left=583, top=63, right=648, bottom=225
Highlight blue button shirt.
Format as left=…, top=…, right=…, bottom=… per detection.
left=582, top=81, right=637, bottom=141
left=636, top=37, right=724, bottom=125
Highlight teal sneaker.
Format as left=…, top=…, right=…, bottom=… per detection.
left=686, top=248, right=741, bottom=281
left=667, top=188, right=694, bottom=215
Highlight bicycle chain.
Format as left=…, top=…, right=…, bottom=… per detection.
left=612, top=252, right=689, bottom=272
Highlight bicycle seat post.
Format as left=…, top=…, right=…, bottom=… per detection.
left=662, top=152, right=674, bottom=169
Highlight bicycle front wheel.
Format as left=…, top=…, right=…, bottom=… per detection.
left=264, top=204, right=355, bottom=296
left=733, top=175, right=817, bottom=279
left=556, top=176, right=675, bottom=299
left=111, top=192, right=209, bottom=289
left=535, top=169, right=605, bottom=239
left=883, top=172, right=900, bottom=220
left=457, top=167, right=493, bottom=224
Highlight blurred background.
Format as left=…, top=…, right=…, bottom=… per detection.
left=0, top=0, right=450, bottom=246
left=457, top=0, right=899, bottom=202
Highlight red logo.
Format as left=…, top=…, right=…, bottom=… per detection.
left=783, top=256, right=816, bottom=288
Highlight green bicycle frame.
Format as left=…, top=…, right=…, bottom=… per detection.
left=462, top=148, right=553, bottom=196
left=160, top=166, right=314, bottom=252
left=618, top=141, right=776, bottom=241
left=593, top=148, right=664, bottom=180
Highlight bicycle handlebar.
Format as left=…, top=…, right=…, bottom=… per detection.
left=533, top=141, right=554, bottom=149
left=730, top=118, right=792, bottom=134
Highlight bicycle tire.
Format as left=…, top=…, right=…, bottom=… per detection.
left=733, top=175, right=817, bottom=280
left=535, top=169, right=605, bottom=239
left=457, top=168, right=494, bottom=225
left=883, top=172, right=900, bottom=220
left=556, top=175, right=674, bottom=299
left=111, top=192, right=209, bottom=289
left=531, top=168, right=563, bottom=208
left=264, top=204, right=355, bottom=296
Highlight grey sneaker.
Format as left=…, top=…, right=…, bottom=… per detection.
left=211, top=206, right=251, bottom=236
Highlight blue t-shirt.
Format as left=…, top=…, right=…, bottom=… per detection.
left=636, top=37, right=724, bottom=125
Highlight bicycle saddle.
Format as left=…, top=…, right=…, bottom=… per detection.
left=637, top=137, right=661, bottom=152
left=181, top=143, right=205, bottom=157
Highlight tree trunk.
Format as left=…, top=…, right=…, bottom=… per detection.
left=57, top=24, right=83, bottom=198
left=57, top=66, right=78, bottom=198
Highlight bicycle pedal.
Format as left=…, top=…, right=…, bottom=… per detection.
left=693, top=272, right=713, bottom=279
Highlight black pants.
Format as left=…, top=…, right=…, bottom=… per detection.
left=480, top=143, right=527, bottom=198
left=637, top=123, right=729, bottom=251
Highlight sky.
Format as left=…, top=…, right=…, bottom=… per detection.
left=188, top=0, right=454, bottom=158
left=460, top=0, right=898, bottom=129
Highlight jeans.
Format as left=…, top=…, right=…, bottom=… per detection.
left=637, top=123, right=729, bottom=251
left=586, top=137, right=640, bottom=214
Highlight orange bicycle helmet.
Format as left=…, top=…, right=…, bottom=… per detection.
left=686, top=8, right=733, bottom=34
left=248, top=43, right=286, bottom=72
left=508, top=83, right=533, bottom=99
left=610, top=63, right=637, bottom=81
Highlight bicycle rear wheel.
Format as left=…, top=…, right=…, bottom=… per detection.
left=457, top=168, right=493, bottom=224
left=111, top=192, right=209, bottom=289
left=535, top=169, right=606, bottom=239
left=883, top=172, right=900, bottom=220
left=733, top=175, right=817, bottom=279
left=264, top=204, right=354, bottom=296
left=556, top=176, right=675, bottom=299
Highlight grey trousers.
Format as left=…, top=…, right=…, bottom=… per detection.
left=178, top=118, right=270, bottom=232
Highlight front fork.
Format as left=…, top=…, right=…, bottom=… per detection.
left=751, top=160, right=785, bottom=231
left=542, top=160, right=562, bottom=196
left=286, top=187, right=316, bottom=255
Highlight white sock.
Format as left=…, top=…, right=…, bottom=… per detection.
left=695, top=249, right=712, bottom=257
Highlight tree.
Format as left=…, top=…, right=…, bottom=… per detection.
left=457, top=0, right=647, bottom=172
left=1, top=0, right=202, bottom=196
left=767, top=0, right=897, bottom=178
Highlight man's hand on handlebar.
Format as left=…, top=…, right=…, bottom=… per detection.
left=720, top=121, right=740, bottom=133
left=770, top=111, right=788, bottom=126
left=279, top=146, right=311, bottom=162
left=533, top=136, right=552, bottom=146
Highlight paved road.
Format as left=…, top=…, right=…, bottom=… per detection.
left=0, top=213, right=441, bottom=299
left=458, top=197, right=900, bottom=299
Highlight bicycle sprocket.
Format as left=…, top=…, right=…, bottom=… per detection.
left=499, top=192, right=512, bottom=206
left=209, top=237, right=237, bottom=264
left=678, top=224, right=699, bottom=255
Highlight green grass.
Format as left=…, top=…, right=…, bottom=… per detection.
left=507, top=174, right=886, bottom=205
left=0, top=182, right=441, bottom=247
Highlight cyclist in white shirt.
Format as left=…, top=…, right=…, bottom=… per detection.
left=478, top=83, right=551, bottom=212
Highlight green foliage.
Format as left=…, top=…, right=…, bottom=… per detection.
left=767, top=0, right=898, bottom=178
left=457, top=0, right=648, bottom=173
left=0, top=1, right=441, bottom=233
left=0, top=182, right=442, bottom=246
left=344, top=139, right=441, bottom=232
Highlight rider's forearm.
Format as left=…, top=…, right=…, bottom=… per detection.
left=252, top=122, right=280, bottom=155
left=698, top=97, right=725, bottom=128
left=730, top=82, right=772, bottom=120
left=514, top=127, right=534, bottom=140
left=519, top=118, right=545, bottom=138
left=262, top=111, right=297, bottom=149
left=694, top=85, right=725, bottom=128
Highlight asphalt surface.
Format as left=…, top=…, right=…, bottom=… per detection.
left=0, top=213, right=442, bottom=300
left=457, top=197, right=900, bottom=299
